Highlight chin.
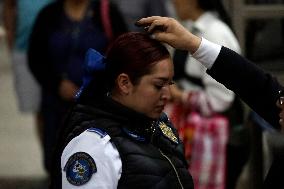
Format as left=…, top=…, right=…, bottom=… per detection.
left=149, top=112, right=163, bottom=119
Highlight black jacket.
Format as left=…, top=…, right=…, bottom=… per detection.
left=207, top=46, right=284, bottom=189
left=207, top=46, right=283, bottom=129
left=51, top=96, right=194, bottom=189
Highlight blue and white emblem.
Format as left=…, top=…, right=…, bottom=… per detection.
left=64, top=152, right=97, bottom=186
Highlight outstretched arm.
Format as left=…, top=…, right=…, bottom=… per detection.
left=136, top=16, right=284, bottom=130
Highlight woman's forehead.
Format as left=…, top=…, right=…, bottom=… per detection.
left=145, top=59, right=174, bottom=80
left=150, top=58, right=173, bottom=73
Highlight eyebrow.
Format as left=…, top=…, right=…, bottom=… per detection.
left=153, top=77, right=174, bottom=85
left=153, top=77, right=170, bottom=82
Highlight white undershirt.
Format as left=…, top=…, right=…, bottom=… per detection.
left=192, top=37, right=222, bottom=70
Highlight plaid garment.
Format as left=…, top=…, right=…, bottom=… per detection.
left=165, top=92, right=229, bottom=189
left=188, top=112, right=228, bottom=189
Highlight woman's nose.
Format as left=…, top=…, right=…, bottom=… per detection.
left=161, top=86, right=172, bottom=101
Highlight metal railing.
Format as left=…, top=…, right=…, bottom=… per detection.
left=228, top=0, right=284, bottom=53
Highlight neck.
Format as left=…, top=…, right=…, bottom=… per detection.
left=179, top=2, right=204, bottom=21
left=189, top=8, right=204, bottom=21
left=111, top=93, right=126, bottom=108
left=64, top=0, right=90, bottom=21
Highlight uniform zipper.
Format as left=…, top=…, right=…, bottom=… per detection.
left=159, top=149, right=184, bottom=189
left=150, top=121, right=156, bottom=143
left=150, top=121, right=184, bottom=188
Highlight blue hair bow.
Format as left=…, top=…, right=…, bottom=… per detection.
left=75, top=48, right=106, bottom=99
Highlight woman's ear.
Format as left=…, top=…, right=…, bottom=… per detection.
left=116, top=73, right=132, bottom=95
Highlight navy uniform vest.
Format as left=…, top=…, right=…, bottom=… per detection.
left=51, top=96, right=194, bottom=189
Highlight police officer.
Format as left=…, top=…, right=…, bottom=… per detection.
left=50, top=32, right=194, bottom=189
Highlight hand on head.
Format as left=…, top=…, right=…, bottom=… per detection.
left=135, top=16, right=201, bottom=53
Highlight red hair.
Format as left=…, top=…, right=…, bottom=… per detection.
left=105, top=32, right=170, bottom=87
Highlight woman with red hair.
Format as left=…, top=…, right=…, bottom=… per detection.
left=51, top=32, right=194, bottom=189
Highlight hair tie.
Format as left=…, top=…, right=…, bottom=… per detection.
left=75, top=48, right=106, bottom=99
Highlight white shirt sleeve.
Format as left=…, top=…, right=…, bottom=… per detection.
left=185, top=38, right=234, bottom=113
left=61, top=129, right=122, bottom=189
left=192, top=37, right=222, bottom=69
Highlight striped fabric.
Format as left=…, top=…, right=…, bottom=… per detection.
left=165, top=96, right=229, bottom=189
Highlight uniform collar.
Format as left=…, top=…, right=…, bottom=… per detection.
left=80, top=95, right=157, bottom=142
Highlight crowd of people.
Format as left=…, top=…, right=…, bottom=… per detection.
left=2, top=0, right=284, bottom=189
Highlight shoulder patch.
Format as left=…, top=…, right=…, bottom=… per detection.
left=158, top=121, right=179, bottom=144
left=87, top=127, right=107, bottom=138
left=64, top=152, right=97, bottom=186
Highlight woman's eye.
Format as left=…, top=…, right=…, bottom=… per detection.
left=169, top=81, right=174, bottom=85
left=154, top=81, right=174, bottom=90
left=155, top=85, right=164, bottom=90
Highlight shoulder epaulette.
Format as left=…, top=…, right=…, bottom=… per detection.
left=87, top=127, right=107, bottom=138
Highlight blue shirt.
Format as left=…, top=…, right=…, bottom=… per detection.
left=15, top=0, right=52, bottom=51
left=48, top=6, right=109, bottom=86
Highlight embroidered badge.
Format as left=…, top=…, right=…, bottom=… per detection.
left=64, top=152, right=97, bottom=186
left=159, top=122, right=179, bottom=144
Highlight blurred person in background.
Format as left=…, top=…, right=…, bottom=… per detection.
left=164, top=0, right=247, bottom=188
left=112, top=0, right=170, bottom=31
left=3, top=0, right=53, bottom=170
left=28, top=0, right=127, bottom=179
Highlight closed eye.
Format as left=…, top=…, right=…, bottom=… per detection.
left=154, top=80, right=174, bottom=90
